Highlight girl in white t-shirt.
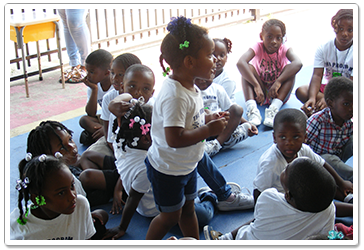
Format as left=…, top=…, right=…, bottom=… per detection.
left=296, top=9, right=353, bottom=117
left=145, top=16, right=227, bottom=240
left=212, top=37, right=236, bottom=102
left=10, top=154, right=108, bottom=240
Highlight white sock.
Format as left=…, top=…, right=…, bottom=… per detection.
left=269, top=98, right=283, bottom=110
left=246, top=99, right=257, bottom=111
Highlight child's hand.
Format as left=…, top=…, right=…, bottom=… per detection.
left=338, top=180, right=353, bottom=197
left=206, top=117, right=227, bottom=137
left=302, top=98, right=316, bottom=116
left=109, top=101, right=133, bottom=119
left=102, top=226, right=126, bottom=240
left=254, top=86, right=265, bottom=105
left=268, top=81, right=281, bottom=99
left=110, top=188, right=125, bottom=215
left=82, top=76, right=98, bottom=90
left=248, top=123, right=258, bottom=137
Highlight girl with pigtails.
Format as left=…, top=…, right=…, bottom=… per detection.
left=144, top=16, right=228, bottom=240
left=10, top=154, right=108, bottom=240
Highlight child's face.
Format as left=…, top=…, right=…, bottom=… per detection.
left=123, top=71, right=155, bottom=103
left=49, top=128, right=80, bottom=166
left=194, top=77, right=213, bottom=91
left=35, top=165, right=77, bottom=219
left=273, top=121, right=306, bottom=163
left=213, top=41, right=228, bottom=75
left=260, top=25, right=283, bottom=54
left=85, top=63, right=110, bottom=84
left=110, top=61, right=126, bottom=93
left=334, top=18, right=353, bottom=50
left=192, top=35, right=217, bottom=81
left=328, top=90, right=353, bottom=125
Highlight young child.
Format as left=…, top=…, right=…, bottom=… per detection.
left=252, top=108, right=353, bottom=217
left=85, top=53, right=142, bottom=157
left=306, top=77, right=353, bottom=183
left=10, top=155, right=108, bottom=240
left=144, top=16, right=227, bottom=240
left=195, top=77, right=258, bottom=157
left=204, top=157, right=337, bottom=240
left=213, top=37, right=236, bottom=102
left=237, top=19, right=302, bottom=127
left=108, top=64, right=254, bottom=221
left=103, top=102, right=221, bottom=239
left=296, top=9, right=353, bottom=117
left=24, top=120, right=122, bottom=209
left=79, top=49, right=114, bottom=146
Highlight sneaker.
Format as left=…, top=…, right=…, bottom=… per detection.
left=197, top=182, right=241, bottom=199
left=344, top=193, right=353, bottom=203
left=222, top=122, right=251, bottom=149
left=217, top=187, right=254, bottom=211
left=205, top=139, right=222, bottom=157
left=204, top=225, right=222, bottom=240
left=263, top=106, right=279, bottom=128
left=246, top=106, right=262, bottom=126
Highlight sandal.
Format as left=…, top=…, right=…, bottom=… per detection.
left=59, top=65, right=87, bottom=84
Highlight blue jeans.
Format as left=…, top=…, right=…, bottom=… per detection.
left=195, top=200, right=215, bottom=227
left=197, top=152, right=231, bottom=201
left=57, top=9, right=90, bottom=67
left=321, top=136, right=353, bottom=182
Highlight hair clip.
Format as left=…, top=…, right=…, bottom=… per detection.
left=328, top=230, right=344, bottom=240
left=141, top=123, right=151, bottom=135
left=54, top=152, right=63, bottom=159
left=35, top=195, right=46, bottom=206
left=163, top=67, right=171, bottom=77
left=15, top=177, right=30, bottom=191
left=131, top=137, right=140, bottom=147
left=167, top=16, right=192, bottom=35
left=38, top=154, right=47, bottom=162
left=116, top=138, right=125, bottom=148
left=179, top=41, right=190, bottom=50
left=25, top=153, right=32, bottom=162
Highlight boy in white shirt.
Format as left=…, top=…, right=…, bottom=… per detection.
left=195, top=77, right=258, bottom=157
left=204, top=157, right=336, bottom=240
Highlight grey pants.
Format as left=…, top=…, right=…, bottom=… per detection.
left=321, top=136, right=353, bottom=183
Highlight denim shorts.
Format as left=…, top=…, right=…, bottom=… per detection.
left=145, top=156, right=197, bottom=213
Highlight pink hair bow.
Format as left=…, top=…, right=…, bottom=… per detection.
left=140, top=123, right=151, bottom=135
left=129, top=119, right=136, bottom=129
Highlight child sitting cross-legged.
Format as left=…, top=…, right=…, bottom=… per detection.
left=253, top=108, right=353, bottom=218
left=306, top=76, right=353, bottom=184
left=194, top=77, right=258, bottom=157
left=204, top=157, right=337, bottom=240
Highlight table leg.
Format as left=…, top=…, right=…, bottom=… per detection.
left=16, top=26, right=30, bottom=98
left=54, top=21, right=65, bottom=89
left=36, top=41, right=43, bottom=81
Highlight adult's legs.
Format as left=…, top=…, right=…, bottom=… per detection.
left=58, top=9, right=90, bottom=67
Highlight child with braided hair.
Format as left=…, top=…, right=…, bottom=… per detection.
left=296, top=9, right=353, bottom=116
left=145, top=16, right=227, bottom=240
left=10, top=154, right=108, bottom=240
left=23, top=120, right=122, bottom=209
left=213, top=37, right=236, bottom=102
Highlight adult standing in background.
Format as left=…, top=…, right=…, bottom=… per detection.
left=58, top=9, right=90, bottom=83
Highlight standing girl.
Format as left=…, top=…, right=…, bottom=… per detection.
left=10, top=154, right=108, bottom=240
left=296, top=9, right=353, bottom=116
left=213, top=38, right=236, bottom=102
left=237, top=19, right=302, bottom=127
left=145, top=16, right=227, bottom=240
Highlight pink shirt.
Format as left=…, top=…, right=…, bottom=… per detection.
left=251, top=42, right=290, bottom=85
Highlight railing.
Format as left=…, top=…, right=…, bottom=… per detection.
left=9, top=8, right=291, bottom=81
